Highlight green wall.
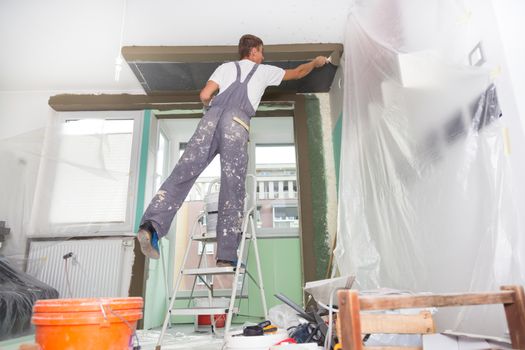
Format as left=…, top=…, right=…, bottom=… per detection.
left=134, top=110, right=151, bottom=231
left=239, top=237, right=302, bottom=321
left=143, top=243, right=171, bottom=329
left=332, top=112, right=343, bottom=191
left=305, top=95, right=331, bottom=280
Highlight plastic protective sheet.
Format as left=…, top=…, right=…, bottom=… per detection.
left=0, top=112, right=141, bottom=341
left=0, top=257, right=59, bottom=340
left=335, top=0, right=525, bottom=336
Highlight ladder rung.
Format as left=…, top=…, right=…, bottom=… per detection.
left=191, top=233, right=252, bottom=241
left=183, top=266, right=245, bottom=275
left=170, top=307, right=238, bottom=316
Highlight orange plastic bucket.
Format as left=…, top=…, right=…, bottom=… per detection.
left=31, top=297, right=143, bottom=350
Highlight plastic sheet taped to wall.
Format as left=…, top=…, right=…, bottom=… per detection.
left=335, top=0, right=525, bottom=336
left=0, top=112, right=141, bottom=340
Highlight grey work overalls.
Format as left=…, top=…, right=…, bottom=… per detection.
left=140, top=62, right=258, bottom=261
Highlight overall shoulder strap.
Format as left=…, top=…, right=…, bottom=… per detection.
left=243, top=64, right=259, bottom=84
left=234, top=61, right=241, bottom=81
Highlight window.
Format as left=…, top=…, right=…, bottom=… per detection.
left=272, top=205, right=299, bottom=228
left=154, top=130, right=169, bottom=192
left=179, top=142, right=221, bottom=201
left=254, top=144, right=299, bottom=237
left=30, top=112, right=142, bottom=235
left=196, top=274, right=214, bottom=286
left=197, top=241, right=215, bottom=255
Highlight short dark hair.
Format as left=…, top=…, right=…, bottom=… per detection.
left=238, top=34, right=263, bottom=59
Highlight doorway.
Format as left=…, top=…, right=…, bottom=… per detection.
left=142, top=103, right=305, bottom=328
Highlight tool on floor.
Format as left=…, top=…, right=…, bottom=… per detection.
left=155, top=175, right=267, bottom=349
left=238, top=320, right=277, bottom=336
left=274, top=292, right=335, bottom=347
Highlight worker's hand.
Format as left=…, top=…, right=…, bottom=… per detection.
left=313, top=56, right=328, bottom=68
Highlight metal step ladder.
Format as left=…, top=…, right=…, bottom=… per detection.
left=155, top=178, right=268, bottom=349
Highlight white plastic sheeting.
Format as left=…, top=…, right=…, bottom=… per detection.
left=0, top=111, right=142, bottom=341
left=335, top=0, right=525, bottom=336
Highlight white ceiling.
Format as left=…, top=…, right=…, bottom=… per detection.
left=0, top=0, right=352, bottom=93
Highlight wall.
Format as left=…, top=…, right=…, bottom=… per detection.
left=490, top=0, right=525, bottom=227
left=0, top=92, right=53, bottom=263
left=0, top=92, right=53, bottom=140
left=491, top=0, right=525, bottom=125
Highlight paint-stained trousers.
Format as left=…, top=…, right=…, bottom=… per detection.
left=140, top=106, right=250, bottom=261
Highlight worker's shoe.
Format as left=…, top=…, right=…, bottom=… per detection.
left=137, top=222, right=160, bottom=260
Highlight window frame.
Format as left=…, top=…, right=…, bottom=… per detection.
left=29, top=111, right=143, bottom=236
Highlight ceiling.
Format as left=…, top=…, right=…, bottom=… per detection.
left=0, top=0, right=352, bottom=93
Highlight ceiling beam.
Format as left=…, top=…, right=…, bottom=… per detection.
left=48, top=93, right=299, bottom=111
left=156, top=109, right=294, bottom=119
left=122, top=43, right=343, bottom=63
left=49, top=94, right=201, bottom=111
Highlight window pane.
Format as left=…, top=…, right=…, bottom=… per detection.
left=49, top=119, right=134, bottom=224
left=156, top=133, right=166, bottom=175
left=179, top=143, right=221, bottom=201
left=256, top=146, right=296, bottom=165
left=255, top=144, right=298, bottom=231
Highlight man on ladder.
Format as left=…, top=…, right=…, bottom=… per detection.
left=137, top=34, right=328, bottom=266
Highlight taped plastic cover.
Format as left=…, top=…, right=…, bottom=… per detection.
left=0, top=257, right=58, bottom=340
left=335, top=0, right=525, bottom=336
left=0, top=111, right=141, bottom=341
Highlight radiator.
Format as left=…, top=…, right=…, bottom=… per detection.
left=26, top=237, right=135, bottom=298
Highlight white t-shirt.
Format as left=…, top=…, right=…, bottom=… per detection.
left=209, top=59, right=285, bottom=111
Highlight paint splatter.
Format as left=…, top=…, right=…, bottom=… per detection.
left=155, top=190, right=167, bottom=202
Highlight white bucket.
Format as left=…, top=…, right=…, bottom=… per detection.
left=225, top=329, right=288, bottom=350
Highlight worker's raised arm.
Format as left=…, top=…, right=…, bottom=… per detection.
left=200, top=80, right=220, bottom=106
left=282, top=56, right=329, bottom=81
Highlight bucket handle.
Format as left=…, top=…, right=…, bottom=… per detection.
left=99, top=304, right=111, bottom=327
left=100, top=303, right=141, bottom=348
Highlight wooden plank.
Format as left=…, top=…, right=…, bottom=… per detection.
left=49, top=93, right=299, bottom=112
left=48, top=93, right=202, bottom=111
left=360, top=311, right=435, bottom=334
left=338, top=290, right=364, bottom=350
left=501, top=285, right=525, bottom=349
left=359, top=291, right=515, bottom=311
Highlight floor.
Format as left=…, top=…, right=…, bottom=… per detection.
left=0, top=324, right=237, bottom=350
left=136, top=324, right=229, bottom=350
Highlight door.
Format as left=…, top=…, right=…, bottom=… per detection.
left=142, top=110, right=303, bottom=326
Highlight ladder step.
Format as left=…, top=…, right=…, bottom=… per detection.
left=170, top=307, right=238, bottom=316
left=183, top=266, right=245, bottom=275
left=191, top=233, right=252, bottom=242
